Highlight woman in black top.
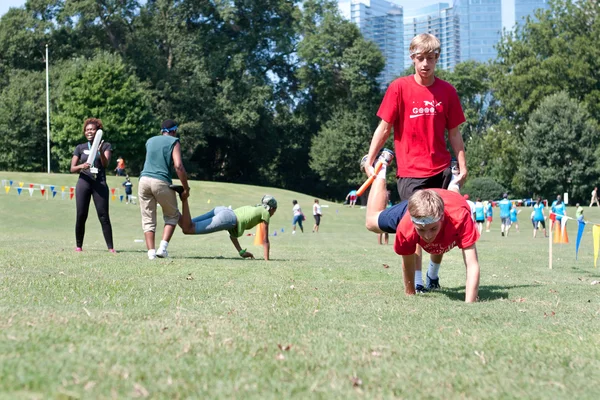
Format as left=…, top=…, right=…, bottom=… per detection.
left=70, top=118, right=115, bottom=252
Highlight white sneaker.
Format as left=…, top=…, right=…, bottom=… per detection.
left=148, top=254, right=156, bottom=260
left=156, top=249, right=168, bottom=258
left=292, top=231, right=296, bottom=235
left=148, top=250, right=157, bottom=260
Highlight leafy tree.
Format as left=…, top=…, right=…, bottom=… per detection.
left=465, top=120, right=522, bottom=195
left=0, top=70, right=49, bottom=172
left=462, top=177, right=506, bottom=202
left=517, top=92, right=600, bottom=202
left=492, top=0, right=600, bottom=128
left=51, top=52, right=156, bottom=174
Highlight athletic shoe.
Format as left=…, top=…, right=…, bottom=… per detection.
left=148, top=254, right=156, bottom=260
left=156, top=249, right=168, bottom=258
left=359, top=148, right=395, bottom=171
left=75, top=247, right=82, bottom=252
left=501, top=232, right=505, bottom=237
left=169, top=184, right=185, bottom=200
left=108, top=249, right=117, bottom=254
left=377, top=148, right=394, bottom=166
left=426, top=274, right=440, bottom=290
left=415, top=284, right=429, bottom=294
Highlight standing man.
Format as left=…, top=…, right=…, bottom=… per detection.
left=499, top=193, right=511, bottom=237
left=138, top=119, right=190, bottom=260
left=590, top=187, right=599, bottom=207
left=362, top=33, right=467, bottom=292
left=312, top=199, right=322, bottom=233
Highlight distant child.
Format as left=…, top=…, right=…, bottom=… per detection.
left=122, top=176, right=134, bottom=204
left=532, top=197, right=547, bottom=238
left=474, top=198, right=484, bottom=233
left=484, top=200, right=493, bottom=232
left=509, top=203, right=520, bottom=233
left=576, top=203, right=585, bottom=222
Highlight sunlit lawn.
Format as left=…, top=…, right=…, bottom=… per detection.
left=1, top=172, right=599, bottom=399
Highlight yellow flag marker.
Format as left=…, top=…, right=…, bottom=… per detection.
left=593, top=225, right=600, bottom=268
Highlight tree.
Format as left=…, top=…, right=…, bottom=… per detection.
left=0, top=70, right=48, bottom=172
left=517, top=92, right=600, bottom=202
left=51, top=52, right=156, bottom=174
left=465, top=120, right=522, bottom=195
left=492, top=0, right=600, bottom=128
left=462, top=177, right=506, bottom=202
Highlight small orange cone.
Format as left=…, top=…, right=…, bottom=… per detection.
left=254, top=223, right=264, bottom=246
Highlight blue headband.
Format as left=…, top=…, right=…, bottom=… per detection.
left=161, top=125, right=178, bottom=132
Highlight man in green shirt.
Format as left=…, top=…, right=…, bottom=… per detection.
left=178, top=195, right=278, bottom=260
left=139, top=119, right=190, bottom=260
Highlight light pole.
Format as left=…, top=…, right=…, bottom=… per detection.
left=45, top=43, right=50, bottom=173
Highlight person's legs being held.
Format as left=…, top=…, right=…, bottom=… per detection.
left=189, top=206, right=236, bottom=235
left=365, top=165, right=389, bottom=233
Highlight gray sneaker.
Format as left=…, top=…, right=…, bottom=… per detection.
left=359, top=149, right=395, bottom=171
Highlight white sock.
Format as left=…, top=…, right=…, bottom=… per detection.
left=377, top=164, right=387, bottom=180
left=159, top=240, right=169, bottom=252
left=428, top=261, right=441, bottom=280
left=415, top=270, right=423, bottom=287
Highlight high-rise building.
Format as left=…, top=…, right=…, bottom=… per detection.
left=514, top=0, right=550, bottom=28
left=453, top=0, right=503, bottom=63
left=351, top=0, right=404, bottom=85
left=403, top=3, right=460, bottom=70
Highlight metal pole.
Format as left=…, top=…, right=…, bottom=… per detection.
left=46, top=44, right=50, bottom=173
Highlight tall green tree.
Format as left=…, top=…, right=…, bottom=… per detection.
left=517, top=92, right=600, bottom=201
left=51, top=52, right=156, bottom=174
left=0, top=70, right=48, bottom=172
left=492, top=0, right=600, bottom=128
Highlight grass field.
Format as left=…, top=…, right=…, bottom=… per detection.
left=1, top=172, right=599, bottom=399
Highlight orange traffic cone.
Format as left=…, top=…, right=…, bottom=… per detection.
left=254, top=223, right=264, bottom=246
left=561, top=221, right=569, bottom=244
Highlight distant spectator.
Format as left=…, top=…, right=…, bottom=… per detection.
left=590, top=187, right=599, bottom=207
left=122, top=176, right=135, bottom=205
left=312, top=199, right=322, bottom=233
left=346, top=190, right=358, bottom=207
left=292, top=200, right=304, bottom=234
left=115, top=156, right=126, bottom=176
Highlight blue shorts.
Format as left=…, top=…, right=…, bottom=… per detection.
left=377, top=201, right=408, bottom=234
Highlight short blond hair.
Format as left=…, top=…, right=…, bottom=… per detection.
left=408, top=190, right=444, bottom=221
left=409, top=34, right=441, bottom=57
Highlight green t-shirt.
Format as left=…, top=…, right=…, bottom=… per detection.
left=140, top=135, right=179, bottom=184
left=229, top=206, right=271, bottom=238
left=576, top=206, right=584, bottom=219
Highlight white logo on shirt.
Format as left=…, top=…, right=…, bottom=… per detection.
left=410, top=100, right=442, bottom=118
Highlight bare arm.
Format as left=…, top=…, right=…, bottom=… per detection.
left=401, top=254, right=417, bottom=296
left=448, top=126, right=467, bottom=186
left=70, top=155, right=89, bottom=173
left=365, top=120, right=393, bottom=178
left=229, top=236, right=255, bottom=259
left=171, top=142, right=190, bottom=200
left=461, top=245, right=480, bottom=303
left=99, top=141, right=111, bottom=168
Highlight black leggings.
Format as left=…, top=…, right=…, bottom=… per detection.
left=75, top=175, right=114, bottom=249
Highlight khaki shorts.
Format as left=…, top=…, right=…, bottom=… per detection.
left=138, top=176, right=181, bottom=232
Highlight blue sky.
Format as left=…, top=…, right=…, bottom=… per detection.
left=0, top=0, right=25, bottom=17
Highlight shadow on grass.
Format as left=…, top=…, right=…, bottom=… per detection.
left=439, top=284, right=538, bottom=302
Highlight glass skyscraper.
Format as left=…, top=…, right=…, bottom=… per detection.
left=514, top=0, right=550, bottom=28
left=403, top=3, right=460, bottom=70
left=453, top=0, right=503, bottom=63
left=351, top=0, right=404, bottom=85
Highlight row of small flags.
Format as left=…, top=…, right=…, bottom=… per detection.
left=548, top=212, right=599, bottom=267
left=2, top=179, right=128, bottom=202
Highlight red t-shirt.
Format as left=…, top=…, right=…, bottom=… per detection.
left=377, top=76, right=466, bottom=178
left=394, top=189, right=479, bottom=256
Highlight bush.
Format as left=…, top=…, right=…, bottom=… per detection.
left=463, top=177, right=506, bottom=201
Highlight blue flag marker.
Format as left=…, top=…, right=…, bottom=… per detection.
left=52, top=191, right=57, bottom=198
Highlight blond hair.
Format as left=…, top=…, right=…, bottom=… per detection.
left=409, top=34, right=441, bottom=57
left=408, top=190, right=444, bottom=221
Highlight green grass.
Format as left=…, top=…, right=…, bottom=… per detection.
left=1, top=172, right=599, bottom=399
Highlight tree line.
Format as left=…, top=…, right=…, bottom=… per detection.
left=0, top=0, right=598, bottom=202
